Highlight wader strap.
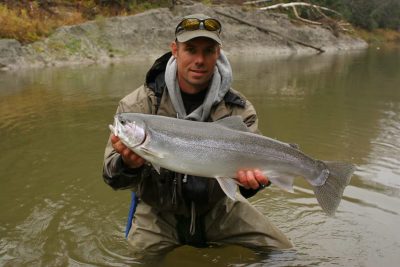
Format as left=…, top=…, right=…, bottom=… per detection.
left=125, top=191, right=138, bottom=239
left=176, top=211, right=207, bottom=248
left=189, top=201, right=196, bottom=236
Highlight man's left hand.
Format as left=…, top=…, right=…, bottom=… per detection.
left=237, top=169, right=270, bottom=190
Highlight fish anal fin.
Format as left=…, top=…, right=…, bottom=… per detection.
left=215, top=177, right=238, bottom=200
left=265, top=171, right=296, bottom=193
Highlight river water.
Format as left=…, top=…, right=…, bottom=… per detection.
left=1, top=47, right=399, bottom=267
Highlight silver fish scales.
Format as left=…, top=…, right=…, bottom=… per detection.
left=110, top=113, right=355, bottom=216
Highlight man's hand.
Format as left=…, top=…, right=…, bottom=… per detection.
left=111, top=135, right=145, bottom=169
left=237, top=169, right=270, bottom=190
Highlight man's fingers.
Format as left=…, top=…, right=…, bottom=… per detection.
left=110, top=135, right=145, bottom=168
left=110, top=134, right=120, bottom=144
left=246, top=170, right=259, bottom=189
left=254, top=169, right=269, bottom=185
left=122, top=147, right=132, bottom=158
left=130, top=154, right=146, bottom=166
left=237, top=170, right=249, bottom=188
left=237, top=169, right=270, bottom=190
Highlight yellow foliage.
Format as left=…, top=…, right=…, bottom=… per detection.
left=0, top=4, right=85, bottom=44
left=0, top=4, right=41, bottom=43
left=0, top=1, right=168, bottom=44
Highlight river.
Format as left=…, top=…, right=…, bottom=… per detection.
left=1, top=47, right=399, bottom=266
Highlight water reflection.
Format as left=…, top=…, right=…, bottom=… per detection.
left=0, top=47, right=399, bottom=266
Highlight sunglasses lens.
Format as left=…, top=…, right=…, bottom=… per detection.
left=181, top=19, right=201, bottom=31
left=178, top=18, right=221, bottom=33
left=204, top=19, right=220, bottom=31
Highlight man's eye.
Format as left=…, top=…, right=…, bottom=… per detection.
left=205, top=48, right=215, bottom=55
left=185, top=47, right=196, bottom=54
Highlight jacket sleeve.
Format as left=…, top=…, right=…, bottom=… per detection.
left=102, top=86, right=154, bottom=190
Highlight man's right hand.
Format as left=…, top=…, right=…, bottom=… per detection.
left=111, top=134, right=145, bottom=169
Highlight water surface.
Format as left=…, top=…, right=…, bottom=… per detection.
left=1, top=47, right=399, bottom=266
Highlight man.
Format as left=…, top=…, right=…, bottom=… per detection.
left=103, top=13, right=292, bottom=256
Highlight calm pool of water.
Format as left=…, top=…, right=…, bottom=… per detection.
left=1, top=47, right=399, bottom=266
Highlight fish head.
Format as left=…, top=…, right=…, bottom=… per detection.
left=112, top=114, right=146, bottom=149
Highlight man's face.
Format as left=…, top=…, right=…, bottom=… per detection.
left=171, top=37, right=220, bottom=93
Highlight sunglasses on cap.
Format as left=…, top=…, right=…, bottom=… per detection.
left=175, top=18, right=222, bottom=35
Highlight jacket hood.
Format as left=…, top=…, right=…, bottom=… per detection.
left=144, top=51, right=246, bottom=110
left=145, top=52, right=172, bottom=88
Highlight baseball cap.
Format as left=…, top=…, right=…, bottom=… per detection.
left=175, top=14, right=222, bottom=45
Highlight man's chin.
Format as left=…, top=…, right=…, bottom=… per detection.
left=189, top=75, right=211, bottom=84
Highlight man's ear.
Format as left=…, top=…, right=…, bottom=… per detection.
left=171, top=41, right=178, bottom=58
left=216, top=45, right=221, bottom=57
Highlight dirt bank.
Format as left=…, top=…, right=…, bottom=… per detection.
left=0, top=3, right=368, bottom=71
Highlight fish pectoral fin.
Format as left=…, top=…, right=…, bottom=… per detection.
left=138, top=147, right=165, bottom=159
left=138, top=147, right=164, bottom=174
left=215, top=177, right=237, bottom=200
left=151, top=163, right=161, bottom=174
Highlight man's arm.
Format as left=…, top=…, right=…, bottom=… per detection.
left=102, top=86, right=152, bottom=190
left=102, top=135, right=145, bottom=190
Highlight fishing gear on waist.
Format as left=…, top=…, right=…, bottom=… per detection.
left=137, top=165, right=225, bottom=216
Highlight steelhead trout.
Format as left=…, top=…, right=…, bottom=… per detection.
left=109, top=113, right=355, bottom=216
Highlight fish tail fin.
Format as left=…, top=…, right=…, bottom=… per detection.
left=312, top=161, right=356, bottom=216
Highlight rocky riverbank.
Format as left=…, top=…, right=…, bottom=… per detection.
left=0, top=3, right=368, bottom=71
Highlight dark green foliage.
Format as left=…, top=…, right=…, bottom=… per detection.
left=310, top=0, right=400, bottom=30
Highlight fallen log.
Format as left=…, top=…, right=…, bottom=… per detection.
left=215, top=10, right=325, bottom=53
left=260, top=2, right=342, bottom=17
left=243, top=0, right=272, bottom=5
left=259, top=2, right=351, bottom=36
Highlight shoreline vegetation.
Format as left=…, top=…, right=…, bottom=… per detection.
left=0, top=1, right=398, bottom=71
left=1, top=0, right=399, bottom=46
left=0, top=0, right=173, bottom=44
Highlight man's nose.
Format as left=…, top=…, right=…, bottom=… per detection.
left=194, top=52, right=205, bottom=65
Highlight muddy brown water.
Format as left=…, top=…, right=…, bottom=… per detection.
left=1, top=47, right=399, bottom=266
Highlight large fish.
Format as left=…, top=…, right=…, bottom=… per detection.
left=109, top=113, right=355, bottom=216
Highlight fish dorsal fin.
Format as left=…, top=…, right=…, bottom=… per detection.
left=215, top=177, right=238, bottom=200
left=213, top=116, right=250, bottom=132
